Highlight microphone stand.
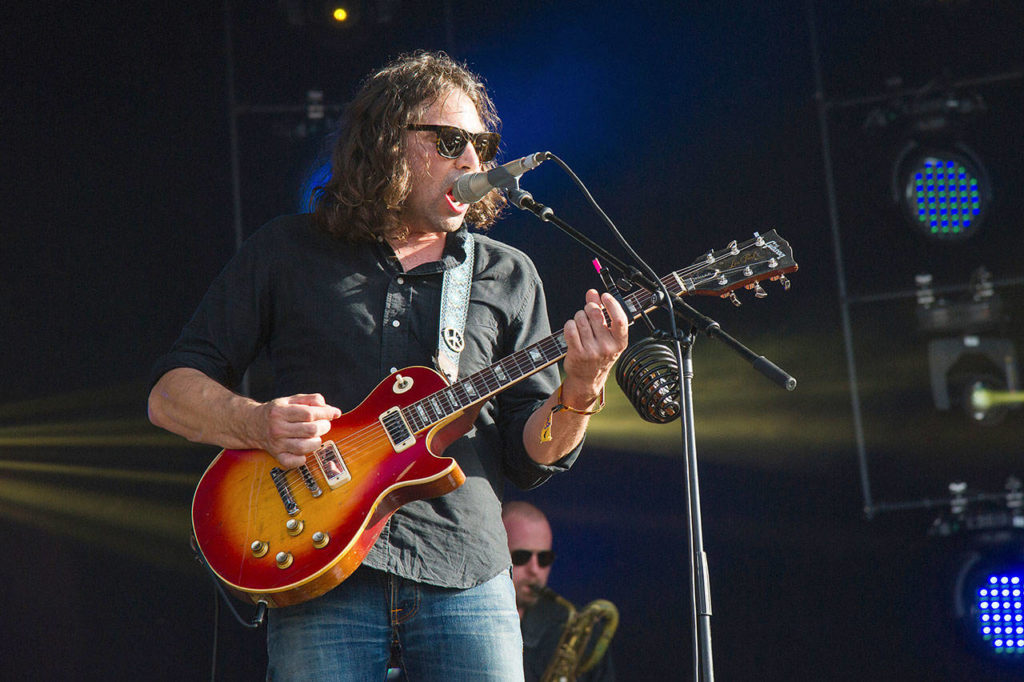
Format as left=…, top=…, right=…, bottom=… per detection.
left=507, top=183, right=796, bottom=682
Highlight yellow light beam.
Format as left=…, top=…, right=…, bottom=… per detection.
left=0, top=383, right=146, bottom=420
left=0, top=418, right=197, bottom=447
left=0, top=460, right=196, bottom=486
left=0, top=476, right=198, bottom=569
left=971, top=387, right=1024, bottom=410
left=0, top=478, right=189, bottom=538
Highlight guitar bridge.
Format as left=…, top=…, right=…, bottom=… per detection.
left=314, top=441, right=351, bottom=489
left=270, top=467, right=299, bottom=516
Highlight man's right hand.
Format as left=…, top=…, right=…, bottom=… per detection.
left=148, top=368, right=342, bottom=469
left=253, top=394, right=342, bottom=469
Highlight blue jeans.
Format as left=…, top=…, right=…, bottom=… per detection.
left=266, top=567, right=524, bottom=681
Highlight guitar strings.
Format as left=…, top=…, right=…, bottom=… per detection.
left=272, top=247, right=785, bottom=498
left=271, top=335, right=570, bottom=498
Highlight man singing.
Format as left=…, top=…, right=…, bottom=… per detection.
left=148, top=51, right=627, bottom=680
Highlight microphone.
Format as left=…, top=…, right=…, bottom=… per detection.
left=452, top=152, right=549, bottom=204
left=615, top=333, right=681, bottom=424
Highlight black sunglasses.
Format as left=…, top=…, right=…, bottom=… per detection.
left=406, top=124, right=500, bottom=163
left=510, top=549, right=556, bottom=567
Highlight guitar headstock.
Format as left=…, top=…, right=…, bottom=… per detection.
left=674, top=229, right=798, bottom=301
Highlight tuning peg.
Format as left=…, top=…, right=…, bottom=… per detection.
left=754, top=283, right=767, bottom=298
left=779, top=275, right=791, bottom=291
left=727, top=291, right=742, bottom=307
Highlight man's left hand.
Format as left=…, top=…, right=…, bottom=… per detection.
left=560, top=289, right=629, bottom=407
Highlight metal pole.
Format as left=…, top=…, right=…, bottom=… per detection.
left=223, top=0, right=244, bottom=253
left=805, top=0, right=875, bottom=515
left=223, top=0, right=250, bottom=397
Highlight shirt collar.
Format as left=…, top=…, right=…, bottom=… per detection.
left=376, top=228, right=473, bottom=275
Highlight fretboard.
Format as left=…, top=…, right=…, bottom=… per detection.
left=400, top=331, right=571, bottom=433
left=397, top=228, right=793, bottom=433
left=398, top=272, right=683, bottom=433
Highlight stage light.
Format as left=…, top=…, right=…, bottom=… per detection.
left=916, top=268, right=1020, bottom=424
left=298, top=158, right=332, bottom=212
left=321, top=1, right=361, bottom=28
left=893, top=143, right=991, bottom=241
left=936, top=478, right=1024, bottom=661
left=927, top=338, right=1019, bottom=426
left=972, top=387, right=1024, bottom=412
left=957, top=541, right=1024, bottom=658
left=867, top=90, right=992, bottom=242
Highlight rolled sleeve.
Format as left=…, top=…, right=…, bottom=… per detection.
left=492, top=268, right=582, bottom=489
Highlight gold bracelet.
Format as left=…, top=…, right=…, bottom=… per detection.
left=540, top=384, right=605, bottom=442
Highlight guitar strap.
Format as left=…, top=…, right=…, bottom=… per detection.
left=435, top=231, right=474, bottom=383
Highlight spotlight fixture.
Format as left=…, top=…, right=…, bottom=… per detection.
left=915, top=268, right=1020, bottom=424
left=321, top=1, right=363, bottom=27
left=297, top=158, right=332, bottom=213
left=927, top=337, right=1019, bottom=425
left=867, top=89, right=992, bottom=242
left=893, top=143, right=991, bottom=241
left=956, top=536, right=1024, bottom=658
left=278, top=1, right=365, bottom=29
left=934, top=478, right=1024, bottom=659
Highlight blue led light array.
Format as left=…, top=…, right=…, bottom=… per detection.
left=911, top=158, right=981, bottom=236
left=976, top=574, right=1024, bottom=655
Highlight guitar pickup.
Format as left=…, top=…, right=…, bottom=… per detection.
left=298, top=464, right=323, bottom=497
left=314, top=441, right=351, bottom=489
left=379, top=406, right=415, bottom=452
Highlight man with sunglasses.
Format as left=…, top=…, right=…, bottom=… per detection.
left=503, top=502, right=616, bottom=682
left=148, top=50, right=627, bottom=681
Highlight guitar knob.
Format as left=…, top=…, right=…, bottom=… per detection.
left=275, top=551, right=294, bottom=569
left=285, top=518, right=304, bottom=536
left=754, top=283, right=767, bottom=298
left=312, top=531, right=330, bottom=549
left=727, top=292, right=741, bottom=307
left=250, top=540, right=269, bottom=558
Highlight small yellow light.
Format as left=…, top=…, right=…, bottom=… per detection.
left=332, top=7, right=349, bottom=22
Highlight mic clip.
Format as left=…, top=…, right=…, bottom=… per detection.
left=507, top=185, right=554, bottom=221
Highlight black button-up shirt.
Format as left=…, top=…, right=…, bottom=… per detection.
left=152, top=214, right=580, bottom=588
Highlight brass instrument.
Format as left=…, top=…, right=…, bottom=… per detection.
left=534, top=585, right=619, bottom=682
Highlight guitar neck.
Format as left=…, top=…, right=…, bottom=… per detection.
left=400, top=229, right=796, bottom=434
left=400, top=331, right=570, bottom=434
left=398, top=272, right=676, bottom=434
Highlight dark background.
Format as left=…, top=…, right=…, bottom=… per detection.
left=3, top=1, right=1024, bottom=679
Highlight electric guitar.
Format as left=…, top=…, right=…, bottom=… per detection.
left=191, top=230, right=797, bottom=607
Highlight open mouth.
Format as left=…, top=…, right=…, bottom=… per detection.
left=446, top=188, right=466, bottom=212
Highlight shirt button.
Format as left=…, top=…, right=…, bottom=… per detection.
left=392, top=320, right=401, bottom=327
left=396, top=277, right=404, bottom=285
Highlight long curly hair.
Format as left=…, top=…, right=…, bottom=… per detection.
left=312, top=51, right=506, bottom=243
